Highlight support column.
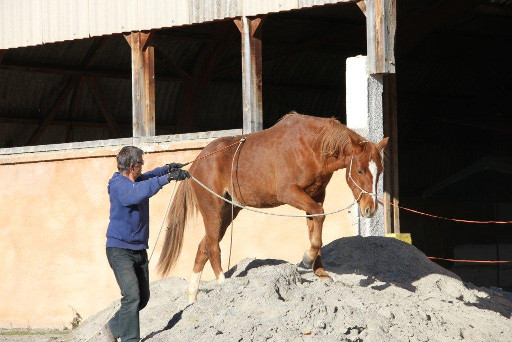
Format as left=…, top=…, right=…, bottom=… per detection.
left=234, top=17, right=264, bottom=133
left=124, top=31, right=155, bottom=137
left=346, top=0, right=399, bottom=237
left=346, top=56, right=386, bottom=236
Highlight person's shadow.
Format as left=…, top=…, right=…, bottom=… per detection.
left=141, top=304, right=191, bottom=341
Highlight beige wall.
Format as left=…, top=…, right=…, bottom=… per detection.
left=0, top=138, right=356, bottom=328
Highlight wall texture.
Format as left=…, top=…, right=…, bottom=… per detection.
left=0, top=138, right=356, bottom=328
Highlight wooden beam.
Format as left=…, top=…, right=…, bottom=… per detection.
left=0, top=117, right=175, bottom=130
left=87, top=77, right=121, bottom=137
left=176, top=23, right=238, bottom=132
left=356, top=0, right=366, bottom=16
left=124, top=31, right=156, bottom=137
left=382, top=74, right=399, bottom=233
left=26, top=77, right=79, bottom=145
left=154, top=47, right=192, bottom=81
left=82, top=37, right=108, bottom=68
left=366, top=0, right=396, bottom=74
left=0, top=63, right=181, bottom=82
left=235, top=16, right=264, bottom=133
left=214, top=22, right=364, bottom=79
left=65, top=77, right=86, bottom=142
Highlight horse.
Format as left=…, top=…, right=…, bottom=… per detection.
left=157, top=112, right=388, bottom=302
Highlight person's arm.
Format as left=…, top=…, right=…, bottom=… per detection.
left=116, top=176, right=169, bottom=206
left=138, top=165, right=169, bottom=181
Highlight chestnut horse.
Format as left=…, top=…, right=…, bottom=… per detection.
left=157, top=113, right=388, bottom=302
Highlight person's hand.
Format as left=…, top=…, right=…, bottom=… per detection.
left=167, top=162, right=185, bottom=171
left=167, top=169, right=190, bottom=182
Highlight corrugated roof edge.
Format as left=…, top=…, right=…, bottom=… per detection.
left=0, top=128, right=242, bottom=164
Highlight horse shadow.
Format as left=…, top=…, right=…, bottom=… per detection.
left=225, top=258, right=287, bottom=278
left=319, top=236, right=512, bottom=318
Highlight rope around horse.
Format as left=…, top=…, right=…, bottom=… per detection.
left=190, top=174, right=359, bottom=218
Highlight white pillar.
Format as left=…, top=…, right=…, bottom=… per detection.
left=346, top=55, right=385, bottom=237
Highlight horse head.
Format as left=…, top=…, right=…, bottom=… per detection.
left=345, top=136, right=388, bottom=218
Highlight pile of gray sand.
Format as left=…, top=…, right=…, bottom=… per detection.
left=73, top=236, right=512, bottom=341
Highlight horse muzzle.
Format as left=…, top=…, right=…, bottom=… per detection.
left=359, top=196, right=377, bottom=218
left=360, top=206, right=376, bottom=218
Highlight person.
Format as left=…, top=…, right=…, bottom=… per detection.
left=102, top=146, right=189, bottom=342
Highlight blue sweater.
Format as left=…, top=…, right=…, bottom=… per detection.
left=106, top=166, right=169, bottom=250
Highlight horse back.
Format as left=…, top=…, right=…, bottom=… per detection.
left=190, top=114, right=335, bottom=207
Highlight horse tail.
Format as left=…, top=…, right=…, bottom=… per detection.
left=157, top=178, right=197, bottom=276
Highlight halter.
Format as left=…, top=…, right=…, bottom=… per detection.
left=347, top=155, right=377, bottom=202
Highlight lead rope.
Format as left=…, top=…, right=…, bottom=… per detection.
left=189, top=175, right=360, bottom=217
left=149, top=179, right=179, bottom=263
left=227, top=138, right=246, bottom=270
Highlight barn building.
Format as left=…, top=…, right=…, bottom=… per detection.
left=0, top=0, right=510, bottom=328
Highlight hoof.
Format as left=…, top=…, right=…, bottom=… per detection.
left=217, top=273, right=226, bottom=284
left=187, top=288, right=197, bottom=303
left=302, top=251, right=315, bottom=269
left=318, top=275, right=333, bottom=282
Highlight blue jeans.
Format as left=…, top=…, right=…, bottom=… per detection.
left=106, top=247, right=150, bottom=342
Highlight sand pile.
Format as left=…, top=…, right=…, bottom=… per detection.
left=72, top=236, right=512, bottom=341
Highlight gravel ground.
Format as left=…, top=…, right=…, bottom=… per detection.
left=7, top=236, right=512, bottom=342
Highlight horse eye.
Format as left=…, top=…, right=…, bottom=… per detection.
left=357, top=170, right=364, bottom=175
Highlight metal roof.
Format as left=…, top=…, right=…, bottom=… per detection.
left=0, top=0, right=352, bottom=50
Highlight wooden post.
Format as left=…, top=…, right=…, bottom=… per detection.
left=366, top=0, right=399, bottom=233
left=366, top=0, right=396, bottom=74
left=234, top=17, right=264, bottom=133
left=356, top=0, right=367, bottom=16
left=124, top=31, right=155, bottom=137
left=383, top=74, right=400, bottom=233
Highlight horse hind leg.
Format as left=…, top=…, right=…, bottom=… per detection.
left=187, top=202, right=241, bottom=303
left=207, top=203, right=242, bottom=284
left=187, top=237, right=208, bottom=303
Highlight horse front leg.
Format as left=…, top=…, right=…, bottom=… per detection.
left=279, top=186, right=332, bottom=281
left=304, top=215, right=331, bottom=281
left=303, top=192, right=332, bottom=281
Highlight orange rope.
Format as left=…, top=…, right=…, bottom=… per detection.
left=378, top=197, right=512, bottom=224
left=427, top=256, right=511, bottom=264
left=183, top=141, right=511, bottom=225
left=182, top=139, right=245, bottom=166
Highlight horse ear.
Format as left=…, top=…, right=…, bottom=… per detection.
left=348, top=134, right=363, bottom=154
left=377, top=137, right=389, bottom=151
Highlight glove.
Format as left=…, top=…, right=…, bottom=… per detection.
left=167, top=169, right=190, bottom=182
left=167, top=162, right=185, bottom=171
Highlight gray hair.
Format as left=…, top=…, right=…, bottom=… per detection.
left=117, top=146, right=144, bottom=173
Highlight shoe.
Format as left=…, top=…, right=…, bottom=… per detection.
left=101, top=323, right=117, bottom=342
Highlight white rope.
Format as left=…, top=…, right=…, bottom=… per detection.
left=190, top=174, right=358, bottom=218
left=347, top=156, right=376, bottom=196
left=149, top=180, right=179, bottom=263
left=227, top=139, right=246, bottom=270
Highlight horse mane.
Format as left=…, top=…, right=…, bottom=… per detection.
left=277, top=112, right=377, bottom=161
left=315, top=117, right=367, bottom=157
